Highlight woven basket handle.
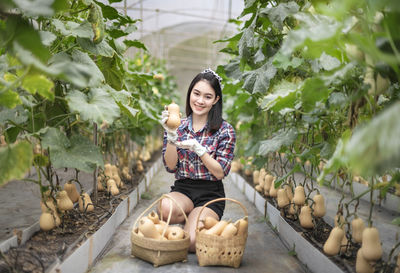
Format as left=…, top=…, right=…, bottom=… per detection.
left=133, top=194, right=189, bottom=237
left=195, top=197, right=248, bottom=232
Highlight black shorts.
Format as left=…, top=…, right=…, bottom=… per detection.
left=170, top=178, right=225, bottom=219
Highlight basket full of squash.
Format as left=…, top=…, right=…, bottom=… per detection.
left=130, top=194, right=190, bottom=267
left=195, top=197, right=248, bottom=268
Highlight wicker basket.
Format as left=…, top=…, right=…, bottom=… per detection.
left=195, top=197, right=248, bottom=268
left=130, top=194, right=190, bottom=267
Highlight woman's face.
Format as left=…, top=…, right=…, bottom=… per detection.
left=190, top=80, right=219, bottom=117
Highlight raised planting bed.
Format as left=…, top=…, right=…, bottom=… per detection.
left=0, top=154, right=163, bottom=273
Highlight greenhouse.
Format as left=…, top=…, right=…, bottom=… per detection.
left=0, top=0, right=399, bottom=272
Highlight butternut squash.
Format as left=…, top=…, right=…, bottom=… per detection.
left=112, top=174, right=122, bottom=188
left=204, top=220, right=229, bottom=236
left=334, top=214, right=345, bottom=228
left=138, top=217, right=163, bottom=240
left=97, top=176, right=104, bottom=191
left=312, top=194, right=326, bottom=218
left=148, top=210, right=160, bottom=224
left=253, top=170, right=260, bottom=185
left=340, top=234, right=348, bottom=254
left=39, top=210, right=56, bottom=231
left=79, top=193, right=94, bottom=212
left=167, top=226, right=184, bottom=240
left=234, top=216, right=248, bottom=236
left=288, top=203, right=298, bottom=215
left=263, top=174, right=274, bottom=196
left=40, top=199, right=56, bottom=213
left=201, top=216, right=218, bottom=229
left=293, top=185, right=306, bottom=206
left=277, top=189, right=290, bottom=208
left=351, top=217, right=365, bottom=243
left=137, top=160, right=144, bottom=173
left=166, top=102, right=181, bottom=129
left=220, top=223, right=238, bottom=238
left=299, top=205, right=314, bottom=229
left=63, top=181, right=80, bottom=203
left=356, top=248, right=374, bottom=273
left=284, top=184, right=293, bottom=201
left=255, top=184, right=263, bottom=193
left=57, top=190, right=74, bottom=211
left=323, top=227, right=345, bottom=256
left=258, top=168, right=266, bottom=184
left=360, top=227, right=383, bottom=262
left=269, top=178, right=278, bottom=198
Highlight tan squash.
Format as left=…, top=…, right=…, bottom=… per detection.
left=63, top=181, right=80, bottom=203
left=166, top=102, right=181, bottom=129
left=277, top=189, right=290, bottom=208
left=231, top=161, right=240, bottom=173
left=263, top=174, right=274, bottom=196
left=293, top=185, right=306, bottom=206
left=104, top=164, right=113, bottom=178
left=109, top=185, right=119, bottom=196
left=360, top=227, right=383, bottom=262
left=112, top=174, right=122, bottom=188
left=334, top=214, right=345, bottom=228
left=269, top=178, right=278, bottom=198
left=312, top=194, right=326, bottom=218
left=288, top=203, right=298, bottom=215
left=97, top=176, right=104, bottom=191
left=167, top=226, right=184, bottom=240
left=253, top=170, right=260, bottom=185
left=137, top=160, right=144, bottom=173
left=258, top=168, right=266, bottom=184
left=148, top=210, right=160, bottom=224
left=356, top=248, right=374, bottom=273
left=138, top=217, right=163, bottom=240
left=323, top=227, right=345, bottom=256
left=234, top=216, right=248, bottom=236
left=340, top=234, right=348, bottom=254
left=39, top=210, right=56, bottom=231
left=284, top=184, right=293, bottom=201
left=255, top=184, right=263, bottom=193
left=220, top=223, right=238, bottom=238
left=40, top=199, right=56, bottom=213
left=57, top=190, right=74, bottom=211
left=351, top=217, right=365, bottom=243
left=79, top=193, right=94, bottom=212
left=204, top=220, right=229, bottom=236
left=299, top=205, right=314, bottom=229
left=201, top=216, right=219, bottom=229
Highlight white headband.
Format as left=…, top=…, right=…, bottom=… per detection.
left=202, top=68, right=222, bottom=84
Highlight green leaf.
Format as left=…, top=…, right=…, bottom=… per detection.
left=224, top=58, right=241, bottom=79
left=301, top=78, right=331, bottom=112
left=96, top=2, right=135, bottom=24
left=242, top=60, right=277, bottom=93
left=260, top=2, right=300, bottom=29
left=123, top=40, right=147, bottom=51
left=273, top=52, right=303, bottom=69
left=70, top=50, right=105, bottom=87
left=117, top=101, right=139, bottom=120
left=52, top=20, right=93, bottom=39
left=41, top=128, right=103, bottom=172
left=39, top=31, right=57, bottom=46
left=280, top=13, right=340, bottom=56
left=258, top=128, right=298, bottom=156
left=0, top=105, right=28, bottom=124
left=345, top=102, right=400, bottom=177
left=259, top=80, right=298, bottom=113
left=319, top=52, right=341, bottom=71
left=77, top=37, right=115, bottom=57
left=0, top=141, right=33, bottom=186
left=0, top=90, right=22, bottom=108
left=22, top=74, right=54, bottom=100
left=13, top=0, right=54, bottom=17
left=66, top=88, right=120, bottom=124
left=238, top=28, right=254, bottom=60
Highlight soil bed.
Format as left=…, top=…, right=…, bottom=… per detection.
left=0, top=151, right=161, bottom=273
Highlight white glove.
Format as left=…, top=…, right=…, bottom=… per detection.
left=160, top=108, right=178, bottom=144
left=175, top=139, right=207, bottom=157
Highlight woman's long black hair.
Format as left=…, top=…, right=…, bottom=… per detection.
left=185, top=71, right=223, bottom=135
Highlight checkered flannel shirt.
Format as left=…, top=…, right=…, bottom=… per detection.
left=162, top=115, right=236, bottom=181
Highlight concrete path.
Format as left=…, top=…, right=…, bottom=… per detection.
left=88, top=169, right=306, bottom=273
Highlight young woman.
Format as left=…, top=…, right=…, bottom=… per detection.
left=160, top=68, right=236, bottom=252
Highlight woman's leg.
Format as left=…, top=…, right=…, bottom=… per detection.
left=159, top=192, right=194, bottom=224
left=185, top=206, right=219, bottom=253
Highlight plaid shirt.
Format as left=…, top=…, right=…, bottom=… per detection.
left=162, top=115, right=236, bottom=181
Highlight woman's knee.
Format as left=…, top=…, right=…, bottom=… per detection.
left=159, top=199, right=184, bottom=223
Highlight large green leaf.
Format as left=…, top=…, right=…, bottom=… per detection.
left=39, top=31, right=57, bottom=46
left=318, top=52, right=341, bottom=71
left=66, top=88, right=120, bottom=124
left=41, top=128, right=104, bottom=172
left=258, top=128, right=298, bottom=156
left=344, top=102, right=400, bottom=177
left=71, top=50, right=104, bottom=87
left=123, top=40, right=147, bottom=51
left=260, top=2, right=299, bottom=29
left=273, top=52, right=303, bottom=70
left=259, top=80, right=298, bottom=113
left=242, top=60, right=277, bottom=93
left=0, top=105, right=28, bottom=124
left=0, top=141, right=33, bottom=186
left=300, top=77, right=331, bottom=112
left=0, top=90, right=22, bottom=108
left=22, top=74, right=54, bottom=100
left=280, top=12, right=340, bottom=56
left=52, top=20, right=93, bottom=39
left=77, top=37, right=115, bottom=57
left=12, top=0, right=67, bottom=16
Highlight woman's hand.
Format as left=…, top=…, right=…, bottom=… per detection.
left=161, top=108, right=178, bottom=144
left=176, top=139, right=207, bottom=157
